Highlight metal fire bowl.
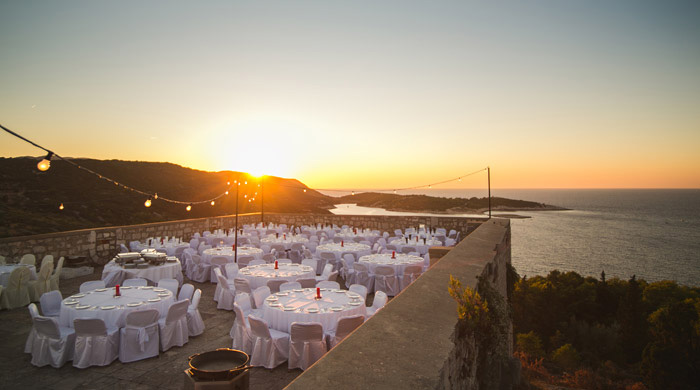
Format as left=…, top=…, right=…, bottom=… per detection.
left=188, top=348, right=251, bottom=381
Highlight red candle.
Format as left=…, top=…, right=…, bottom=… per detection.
left=232, top=244, right=236, bottom=251
left=274, top=260, right=278, bottom=269
left=283, top=234, right=286, bottom=240
left=392, top=251, right=396, bottom=259
left=115, top=284, right=120, bottom=296
left=316, top=287, right=321, bottom=299
left=341, top=240, right=344, bottom=247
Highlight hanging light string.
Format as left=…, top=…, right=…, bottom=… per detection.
left=2, top=123, right=488, bottom=204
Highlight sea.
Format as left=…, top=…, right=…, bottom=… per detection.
left=320, top=189, right=700, bottom=287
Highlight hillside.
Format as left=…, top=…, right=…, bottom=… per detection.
left=0, top=157, right=334, bottom=238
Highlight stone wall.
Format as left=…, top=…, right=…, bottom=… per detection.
left=285, top=218, right=513, bottom=390
left=0, top=213, right=483, bottom=265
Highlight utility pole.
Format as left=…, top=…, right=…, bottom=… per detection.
left=488, top=166, right=491, bottom=219
left=261, top=176, right=264, bottom=225
left=234, top=181, right=239, bottom=263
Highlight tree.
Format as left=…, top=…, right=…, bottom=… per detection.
left=617, top=275, right=647, bottom=363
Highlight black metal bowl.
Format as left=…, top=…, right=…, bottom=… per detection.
left=188, top=348, right=251, bottom=381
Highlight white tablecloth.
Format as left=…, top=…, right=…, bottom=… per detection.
left=389, top=238, right=442, bottom=255
left=0, top=264, right=37, bottom=286
left=358, top=253, right=424, bottom=274
left=102, top=259, right=182, bottom=285
left=135, top=241, right=189, bottom=256
left=238, top=264, right=316, bottom=290
left=59, top=286, right=175, bottom=329
left=202, top=247, right=263, bottom=264
left=260, top=235, right=309, bottom=250
left=316, top=243, right=371, bottom=261
left=334, top=229, right=380, bottom=243
left=262, top=288, right=366, bottom=332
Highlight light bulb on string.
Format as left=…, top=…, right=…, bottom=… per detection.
left=211, top=200, right=215, bottom=206
left=244, top=194, right=247, bottom=198
left=303, top=189, right=307, bottom=193
left=244, top=181, right=247, bottom=185
left=144, top=198, right=152, bottom=207
left=154, top=193, right=158, bottom=200
left=351, top=191, right=355, bottom=196
left=458, top=177, right=462, bottom=182
left=394, top=190, right=397, bottom=194
left=225, top=191, right=229, bottom=195
left=59, top=203, right=64, bottom=210
left=37, top=152, right=53, bottom=171
left=227, top=181, right=230, bottom=185
left=186, top=204, right=192, bottom=211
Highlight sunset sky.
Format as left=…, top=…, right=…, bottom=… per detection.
left=1, top=1, right=699, bottom=189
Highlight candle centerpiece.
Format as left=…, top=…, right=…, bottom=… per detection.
left=115, top=284, right=121, bottom=297
left=315, top=287, right=321, bottom=300
left=274, top=260, right=278, bottom=270
left=391, top=251, right=396, bottom=259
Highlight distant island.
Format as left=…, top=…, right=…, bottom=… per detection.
left=0, top=157, right=565, bottom=238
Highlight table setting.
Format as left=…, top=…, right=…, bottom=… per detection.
left=237, top=263, right=316, bottom=290
left=202, top=246, right=263, bottom=264
left=101, top=250, right=182, bottom=286
left=316, top=242, right=371, bottom=261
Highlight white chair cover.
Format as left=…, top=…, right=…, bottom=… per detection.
left=40, top=290, right=62, bottom=317
left=288, top=322, right=327, bottom=370
left=123, top=278, right=148, bottom=287
left=367, top=291, right=388, bottom=317
left=315, top=263, right=333, bottom=282
left=20, top=254, right=36, bottom=266
left=215, top=274, right=235, bottom=311
left=373, top=265, right=399, bottom=296
left=348, top=284, right=368, bottom=303
left=119, top=309, right=160, bottom=363
left=25, top=303, right=40, bottom=353
left=72, top=318, right=119, bottom=368
left=400, top=265, right=423, bottom=290
left=187, top=289, right=205, bottom=336
left=327, top=315, right=364, bottom=349
left=158, top=300, right=189, bottom=351
left=0, top=266, right=31, bottom=309
left=280, top=281, right=301, bottom=291
left=213, top=267, right=224, bottom=302
left=157, top=278, right=179, bottom=296
left=178, top=283, right=195, bottom=302
left=266, top=279, right=286, bottom=294
left=233, top=278, right=252, bottom=296
left=31, top=316, right=76, bottom=368
left=238, top=255, right=255, bottom=268
left=79, top=280, right=106, bottom=293
left=210, top=256, right=229, bottom=283
left=29, top=259, right=53, bottom=301
left=231, top=304, right=253, bottom=354
left=252, top=286, right=271, bottom=309
left=224, top=263, right=239, bottom=279
left=187, top=254, right=211, bottom=283
left=316, top=281, right=340, bottom=290
left=297, top=278, right=316, bottom=289
left=50, top=257, right=64, bottom=291
left=248, top=314, right=289, bottom=369
left=234, top=293, right=255, bottom=317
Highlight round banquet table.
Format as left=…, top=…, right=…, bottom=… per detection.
left=316, top=242, right=371, bottom=261
left=101, top=259, right=183, bottom=286
left=334, top=229, right=380, bottom=243
left=202, top=247, right=263, bottom=264
left=59, top=286, right=175, bottom=329
left=358, top=253, right=425, bottom=274
left=135, top=241, right=189, bottom=256
left=0, top=264, right=37, bottom=287
left=262, top=288, right=366, bottom=332
left=389, top=238, right=442, bottom=255
left=237, top=263, right=316, bottom=290
left=260, top=235, right=309, bottom=250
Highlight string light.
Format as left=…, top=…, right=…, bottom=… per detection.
left=227, top=181, right=230, bottom=185
left=154, top=193, right=158, bottom=200
left=244, top=194, right=247, bottom=198
left=225, top=191, right=229, bottom=195
left=144, top=198, right=152, bottom=207
left=59, top=203, right=64, bottom=210
left=210, top=200, right=215, bottom=206
left=303, top=189, right=306, bottom=193
left=37, top=152, right=53, bottom=171
left=351, top=191, right=355, bottom=195
left=186, top=204, right=192, bottom=211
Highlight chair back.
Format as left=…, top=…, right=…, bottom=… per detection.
left=317, top=281, right=340, bottom=290
left=249, top=259, right=265, bottom=266
left=280, top=281, right=301, bottom=291
left=247, top=315, right=272, bottom=338
left=210, top=256, right=228, bottom=268
left=266, top=279, right=286, bottom=294
left=20, top=254, right=36, bottom=266
left=237, top=255, right=254, bottom=267
left=40, top=255, right=54, bottom=268
left=290, top=322, right=324, bottom=342
left=235, top=293, right=253, bottom=315
left=178, top=283, right=195, bottom=301
left=327, top=271, right=339, bottom=282
left=224, top=263, right=239, bottom=279
left=165, top=300, right=189, bottom=324
left=353, top=262, right=368, bottom=273
left=297, top=278, right=316, bottom=289
left=190, top=289, right=202, bottom=310
left=320, top=263, right=333, bottom=278
left=0, top=255, right=5, bottom=265
left=403, top=265, right=422, bottom=280
left=234, top=278, right=252, bottom=294
left=276, top=259, right=292, bottom=264
left=401, top=246, right=416, bottom=254
left=123, top=278, right=147, bottom=287
left=216, top=273, right=232, bottom=291
left=34, top=316, right=60, bottom=339
left=233, top=304, right=248, bottom=326
left=253, top=286, right=271, bottom=308
left=348, top=284, right=368, bottom=300
left=125, top=309, right=160, bottom=327
left=157, top=278, right=179, bottom=296
left=320, top=252, right=335, bottom=263
left=53, top=257, right=64, bottom=277
left=40, top=290, right=62, bottom=316
left=262, top=253, right=275, bottom=263
left=335, top=315, right=364, bottom=339
left=9, top=266, right=31, bottom=291
left=372, top=291, right=388, bottom=310
left=374, top=265, right=395, bottom=277
left=290, top=243, right=304, bottom=252
left=74, top=318, right=108, bottom=336
left=28, top=303, right=40, bottom=318
left=301, top=259, right=317, bottom=272
left=80, top=280, right=106, bottom=292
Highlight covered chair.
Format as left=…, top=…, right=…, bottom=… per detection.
left=39, top=290, right=62, bottom=317
left=157, top=278, right=179, bottom=296
left=24, top=303, right=41, bottom=353
left=30, top=316, right=76, bottom=368
left=319, top=252, right=336, bottom=273
left=187, top=289, right=205, bottom=336
left=247, top=314, right=289, bottom=369
left=231, top=304, right=253, bottom=354
left=237, top=255, right=255, bottom=268
left=215, top=273, right=235, bottom=311
left=288, top=322, right=327, bottom=370
left=366, top=291, right=388, bottom=318
left=297, top=278, right=316, bottom=289
left=123, top=278, right=148, bottom=287
left=315, top=264, right=333, bottom=283
left=280, top=281, right=301, bottom=291
left=29, top=258, right=53, bottom=301
left=224, top=263, right=239, bottom=279
left=158, top=300, right=190, bottom=351
left=266, top=279, right=286, bottom=294
left=0, top=266, right=31, bottom=309
left=234, top=292, right=257, bottom=317
left=317, top=281, right=340, bottom=290
left=400, top=265, right=423, bottom=291
left=252, top=286, right=271, bottom=309
left=348, top=284, right=368, bottom=303
left=72, top=318, right=119, bottom=368
left=119, top=309, right=160, bottom=363
left=326, top=315, right=364, bottom=349
left=213, top=267, right=235, bottom=302
left=178, top=283, right=195, bottom=302
left=20, top=254, right=36, bottom=266
left=301, top=259, right=317, bottom=274
left=233, top=278, right=252, bottom=296
left=79, top=280, right=106, bottom=293
left=186, top=254, right=211, bottom=283
left=49, top=257, right=64, bottom=291
left=249, top=259, right=265, bottom=266
left=373, top=265, right=399, bottom=296
left=209, top=256, right=229, bottom=283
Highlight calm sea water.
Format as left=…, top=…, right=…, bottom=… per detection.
left=322, top=189, right=700, bottom=286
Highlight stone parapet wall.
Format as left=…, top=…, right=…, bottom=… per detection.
left=0, top=213, right=484, bottom=265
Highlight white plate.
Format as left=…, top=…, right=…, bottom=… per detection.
left=283, top=306, right=295, bottom=311
left=64, top=301, right=78, bottom=306
left=268, top=303, right=282, bottom=307
left=333, top=290, right=345, bottom=293
left=347, top=293, right=360, bottom=298
left=153, top=288, right=166, bottom=292
left=330, top=306, right=343, bottom=311
left=75, top=305, right=91, bottom=310
left=71, top=293, right=86, bottom=298
left=101, top=305, right=116, bottom=310
left=275, top=292, right=289, bottom=296
left=126, top=302, right=142, bottom=307
left=292, top=289, right=304, bottom=292
left=120, top=286, right=132, bottom=290
left=95, top=288, right=108, bottom=292
left=348, top=302, right=362, bottom=306
left=158, top=293, right=170, bottom=297
left=148, top=298, right=161, bottom=302
left=306, top=308, right=319, bottom=313
left=141, top=286, right=154, bottom=290
left=265, top=296, right=278, bottom=301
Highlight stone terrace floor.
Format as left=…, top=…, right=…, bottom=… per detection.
left=0, top=265, right=359, bottom=390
